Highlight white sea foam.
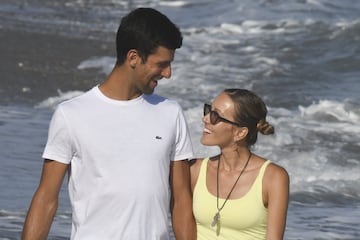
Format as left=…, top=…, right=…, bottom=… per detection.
left=77, top=56, right=115, bottom=75
left=158, top=1, right=189, bottom=7
left=35, top=90, right=84, bottom=109
left=300, top=100, right=360, bottom=123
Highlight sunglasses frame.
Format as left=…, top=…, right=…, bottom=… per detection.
left=203, top=103, right=240, bottom=126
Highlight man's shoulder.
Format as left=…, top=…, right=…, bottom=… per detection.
left=57, top=86, right=97, bottom=110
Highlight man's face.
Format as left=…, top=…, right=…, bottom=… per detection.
left=134, top=46, right=175, bottom=94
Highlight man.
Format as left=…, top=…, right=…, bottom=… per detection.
left=22, top=8, right=195, bottom=240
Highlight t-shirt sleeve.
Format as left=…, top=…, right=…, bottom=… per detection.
left=42, top=106, right=73, bottom=164
left=172, top=106, right=194, bottom=161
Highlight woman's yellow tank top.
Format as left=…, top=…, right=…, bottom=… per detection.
left=193, top=158, right=270, bottom=240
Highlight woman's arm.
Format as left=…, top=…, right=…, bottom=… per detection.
left=264, top=163, right=290, bottom=240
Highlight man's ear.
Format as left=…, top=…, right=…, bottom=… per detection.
left=127, top=49, right=139, bottom=68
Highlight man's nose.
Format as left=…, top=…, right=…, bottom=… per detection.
left=162, top=65, right=171, bottom=79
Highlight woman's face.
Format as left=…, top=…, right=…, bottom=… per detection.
left=201, top=92, right=238, bottom=148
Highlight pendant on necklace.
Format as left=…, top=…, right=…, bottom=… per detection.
left=211, top=212, right=221, bottom=236
left=211, top=212, right=220, bottom=227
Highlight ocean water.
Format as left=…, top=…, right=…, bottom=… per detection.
left=1, top=0, right=360, bottom=239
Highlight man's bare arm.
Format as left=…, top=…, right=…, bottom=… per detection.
left=170, top=160, right=196, bottom=240
left=22, top=160, right=68, bottom=240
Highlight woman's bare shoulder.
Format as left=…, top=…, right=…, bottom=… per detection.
left=265, top=161, right=289, bottom=185
left=189, top=158, right=207, bottom=191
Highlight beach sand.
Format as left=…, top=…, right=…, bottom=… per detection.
left=0, top=28, right=113, bottom=105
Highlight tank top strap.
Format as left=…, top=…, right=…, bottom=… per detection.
left=197, top=157, right=210, bottom=187
left=251, top=160, right=271, bottom=196
left=258, top=160, right=271, bottom=179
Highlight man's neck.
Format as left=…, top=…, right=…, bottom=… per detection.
left=99, top=66, right=142, bottom=100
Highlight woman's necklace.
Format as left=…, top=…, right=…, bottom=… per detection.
left=211, top=152, right=252, bottom=236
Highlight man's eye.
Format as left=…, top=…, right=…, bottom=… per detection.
left=158, top=63, right=170, bottom=68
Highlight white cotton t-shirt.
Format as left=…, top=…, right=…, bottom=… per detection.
left=42, top=86, right=194, bottom=239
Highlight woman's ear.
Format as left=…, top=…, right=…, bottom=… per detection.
left=234, top=127, right=248, bottom=142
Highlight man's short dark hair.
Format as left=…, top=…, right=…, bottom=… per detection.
left=116, top=8, right=183, bottom=65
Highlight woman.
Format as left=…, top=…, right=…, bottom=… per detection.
left=191, top=89, right=289, bottom=240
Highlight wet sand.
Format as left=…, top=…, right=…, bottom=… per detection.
left=0, top=28, right=114, bottom=105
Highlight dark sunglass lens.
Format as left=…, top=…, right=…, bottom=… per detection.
left=210, top=111, right=219, bottom=124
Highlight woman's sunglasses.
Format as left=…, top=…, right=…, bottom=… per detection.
left=203, top=103, right=240, bottom=126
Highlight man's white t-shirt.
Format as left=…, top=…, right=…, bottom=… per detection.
left=42, top=86, right=194, bottom=239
